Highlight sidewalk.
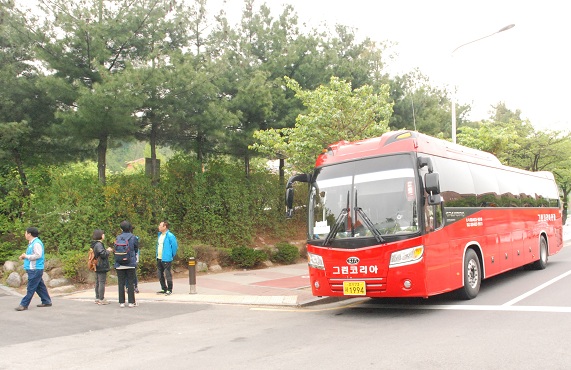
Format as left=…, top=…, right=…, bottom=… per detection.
left=65, top=262, right=341, bottom=307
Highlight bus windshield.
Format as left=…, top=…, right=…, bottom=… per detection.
left=309, top=154, right=419, bottom=241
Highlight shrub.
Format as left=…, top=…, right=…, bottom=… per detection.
left=192, top=244, right=218, bottom=264
left=137, top=244, right=157, bottom=279
left=1, top=205, right=42, bottom=264
left=61, top=249, right=90, bottom=284
left=272, top=242, right=300, bottom=265
left=0, top=230, right=21, bottom=263
left=177, top=242, right=195, bottom=260
left=230, top=246, right=266, bottom=269
left=217, top=248, right=233, bottom=267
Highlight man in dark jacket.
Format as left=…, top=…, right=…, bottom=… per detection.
left=114, top=220, right=138, bottom=307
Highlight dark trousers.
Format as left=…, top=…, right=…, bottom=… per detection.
left=20, top=269, right=51, bottom=307
left=122, top=267, right=138, bottom=289
left=157, top=259, right=173, bottom=291
left=116, top=268, right=136, bottom=304
left=95, top=271, right=107, bottom=300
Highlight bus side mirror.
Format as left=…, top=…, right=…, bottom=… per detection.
left=285, top=188, right=294, bottom=218
left=425, top=172, right=442, bottom=205
left=285, top=173, right=310, bottom=218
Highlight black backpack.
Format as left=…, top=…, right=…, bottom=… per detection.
left=114, top=235, right=132, bottom=265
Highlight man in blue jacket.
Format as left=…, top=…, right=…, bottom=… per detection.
left=156, top=221, right=178, bottom=295
left=15, top=227, right=52, bottom=311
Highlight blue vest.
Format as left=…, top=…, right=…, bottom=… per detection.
left=24, top=237, right=45, bottom=270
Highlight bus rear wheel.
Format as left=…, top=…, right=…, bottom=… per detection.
left=459, top=249, right=481, bottom=300
left=532, top=237, right=548, bottom=270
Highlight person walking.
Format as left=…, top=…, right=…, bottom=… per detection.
left=156, top=221, right=178, bottom=295
left=15, top=227, right=52, bottom=311
left=91, top=229, right=113, bottom=305
left=114, top=221, right=138, bottom=307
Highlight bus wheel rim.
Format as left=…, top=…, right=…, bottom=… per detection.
left=467, top=259, right=479, bottom=288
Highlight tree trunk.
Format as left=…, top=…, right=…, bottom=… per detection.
left=12, top=149, right=30, bottom=197
left=279, top=158, right=285, bottom=186
left=196, top=132, right=204, bottom=171
left=150, top=120, right=159, bottom=185
left=244, top=153, right=250, bottom=178
left=563, top=188, right=569, bottom=225
left=97, top=134, right=108, bottom=185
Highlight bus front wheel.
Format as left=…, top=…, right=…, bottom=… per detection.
left=532, top=237, right=548, bottom=270
left=460, top=249, right=481, bottom=300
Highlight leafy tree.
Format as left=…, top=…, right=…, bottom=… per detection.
left=128, top=0, right=204, bottom=184
left=457, top=121, right=521, bottom=164
left=252, top=76, right=393, bottom=173
left=207, top=1, right=278, bottom=176
left=0, top=1, right=63, bottom=195
left=552, top=163, right=571, bottom=224
left=28, top=0, right=178, bottom=184
left=321, top=24, right=390, bottom=90
left=491, top=101, right=524, bottom=123
left=468, top=103, right=571, bottom=172
left=226, top=69, right=274, bottom=176
left=517, top=130, right=570, bottom=172
left=212, top=0, right=393, bottom=177
left=390, top=70, right=458, bottom=138
left=57, top=68, right=144, bottom=184
left=165, top=52, right=239, bottom=167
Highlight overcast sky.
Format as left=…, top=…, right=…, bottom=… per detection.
left=216, top=0, right=569, bottom=132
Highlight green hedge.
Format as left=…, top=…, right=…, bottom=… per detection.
left=0, top=157, right=305, bottom=276
left=272, top=242, right=300, bottom=265
left=230, top=246, right=267, bottom=269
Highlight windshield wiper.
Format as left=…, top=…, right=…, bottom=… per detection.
left=354, top=189, right=384, bottom=243
left=323, top=191, right=350, bottom=246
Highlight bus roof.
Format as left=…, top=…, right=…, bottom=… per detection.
left=316, top=130, right=503, bottom=168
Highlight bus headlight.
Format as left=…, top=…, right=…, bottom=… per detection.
left=389, top=246, right=424, bottom=267
left=308, top=252, right=325, bottom=270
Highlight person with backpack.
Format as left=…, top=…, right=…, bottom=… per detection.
left=91, top=229, right=112, bottom=305
left=114, top=220, right=138, bottom=307
left=121, top=225, right=140, bottom=294
left=156, top=221, right=178, bottom=295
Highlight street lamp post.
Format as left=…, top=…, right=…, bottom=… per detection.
left=451, top=24, right=515, bottom=144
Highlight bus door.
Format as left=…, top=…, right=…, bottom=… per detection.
left=419, top=159, right=451, bottom=294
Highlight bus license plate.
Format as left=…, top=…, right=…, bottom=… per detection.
left=343, top=281, right=366, bottom=296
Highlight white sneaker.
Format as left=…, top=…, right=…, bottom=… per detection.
left=128, top=302, right=139, bottom=308
left=120, top=303, right=125, bottom=308
left=98, top=299, right=110, bottom=305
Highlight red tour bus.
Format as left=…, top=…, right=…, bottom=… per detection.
left=285, top=131, right=563, bottom=299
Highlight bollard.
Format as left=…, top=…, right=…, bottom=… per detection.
left=188, top=257, right=197, bottom=294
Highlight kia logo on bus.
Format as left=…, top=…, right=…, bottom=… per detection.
left=347, top=257, right=360, bottom=265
